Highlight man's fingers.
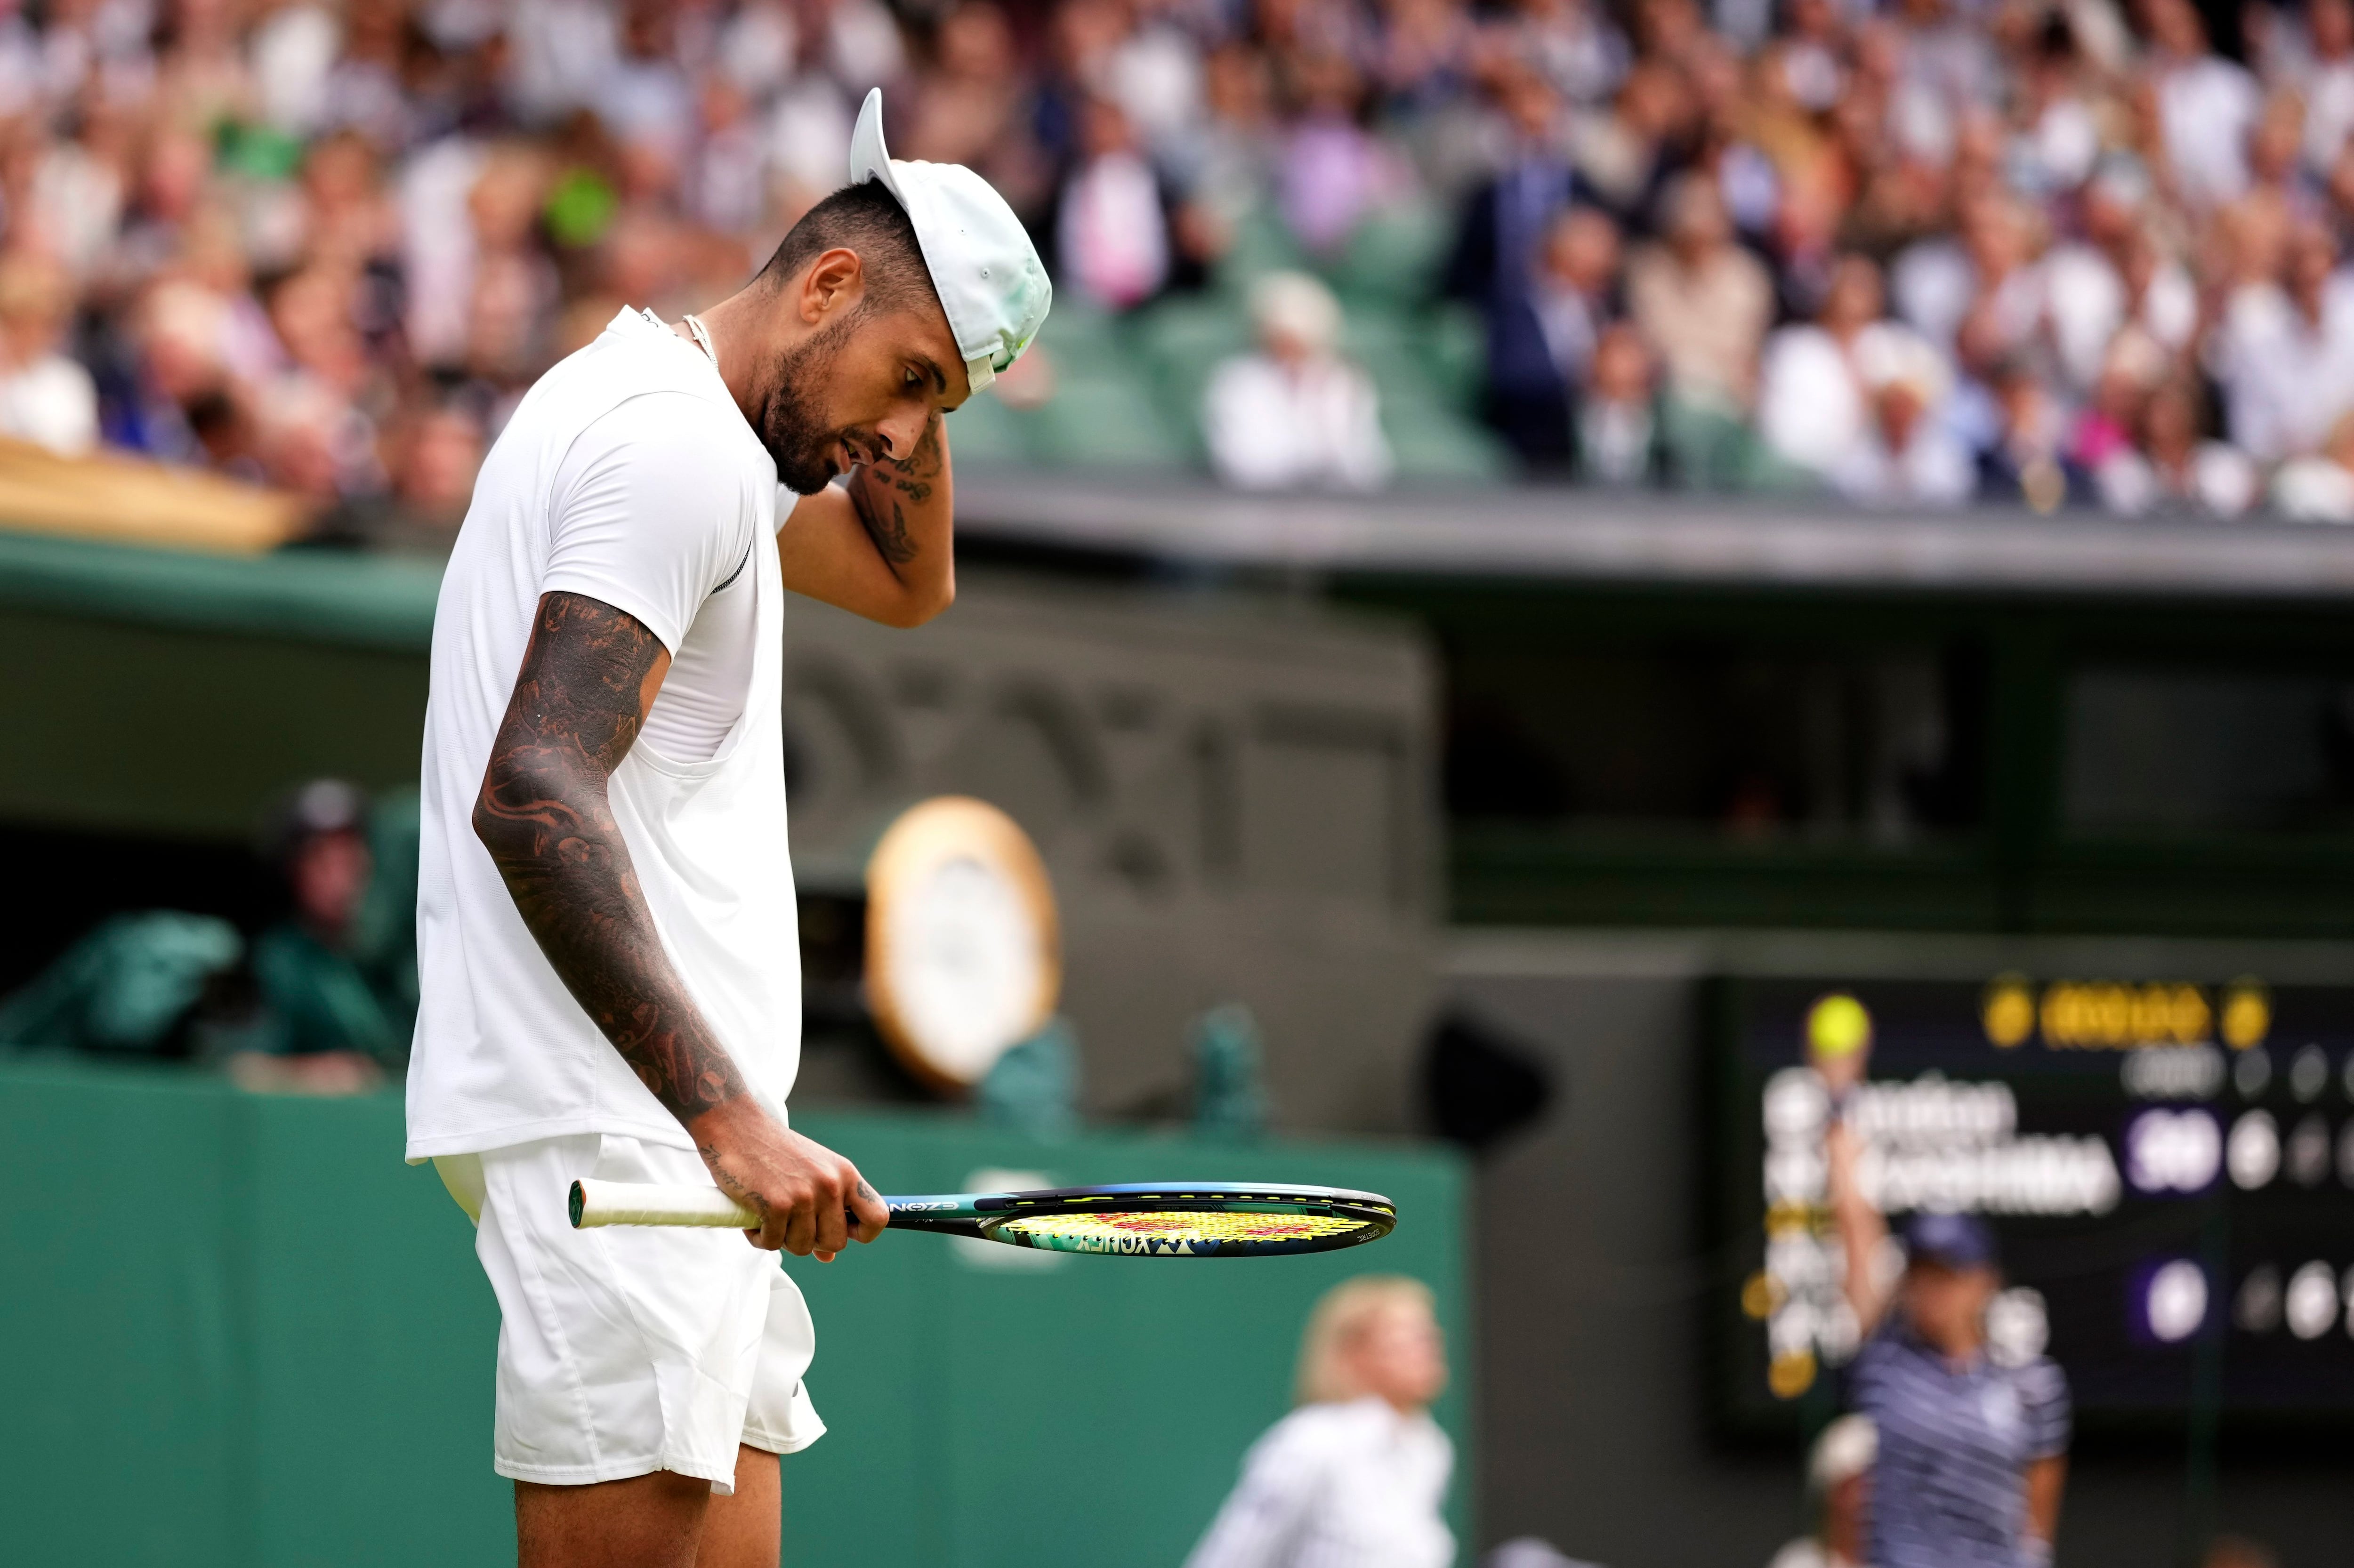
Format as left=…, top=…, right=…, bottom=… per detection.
left=781, top=1194, right=820, bottom=1256
left=812, top=1170, right=852, bottom=1257
left=846, top=1171, right=889, bottom=1243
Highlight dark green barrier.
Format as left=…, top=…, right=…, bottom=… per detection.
left=0, top=1061, right=1470, bottom=1566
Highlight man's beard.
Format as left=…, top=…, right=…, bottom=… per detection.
left=751, top=311, right=863, bottom=495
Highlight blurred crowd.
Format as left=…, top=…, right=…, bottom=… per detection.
left=8, top=0, right=2354, bottom=517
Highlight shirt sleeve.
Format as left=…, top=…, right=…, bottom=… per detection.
left=542, top=392, right=756, bottom=653
left=2017, top=1358, right=2072, bottom=1460
left=1182, top=1416, right=1329, bottom=1568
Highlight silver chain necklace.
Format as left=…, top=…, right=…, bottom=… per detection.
left=683, top=313, right=718, bottom=368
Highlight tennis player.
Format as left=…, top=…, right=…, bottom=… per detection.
left=403, top=91, right=1048, bottom=1568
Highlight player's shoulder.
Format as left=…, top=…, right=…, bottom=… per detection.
left=2004, top=1353, right=2070, bottom=1405
left=1253, top=1398, right=1395, bottom=1459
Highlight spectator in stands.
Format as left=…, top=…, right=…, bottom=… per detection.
left=1765, top=1415, right=1875, bottom=1568
left=0, top=0, right=2344, bottom=513
left=1054, top=96, right=1188, bottom=312
left=1480, top=203, right=1621, bottom=470
left=1185, top=1275, right=1452, bottom=1568
left=2272, top=410, right=2354, bottom=521
left=1445, top=67, right=1583, bottom=464
left=1761, top=257, right=1972, bottom=506
left=1576, top=321, right=1665, bottom=485
left=1626, top=171, right=1774, bottom=482
left=0, top=254, right=97, bottom=454
left=1203, top=270, right=1392, bottom=492
left=228, top=779, right=418, bottom=1093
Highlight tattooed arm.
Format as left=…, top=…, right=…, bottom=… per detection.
left=775, top=409, right=955, bottom=628
left=472, top=590, right=888, bottom=1257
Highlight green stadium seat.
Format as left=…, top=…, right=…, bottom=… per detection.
left=1020, top=365, right=1188, bottom=470
left=1329, top=200, right=1448, bottom=309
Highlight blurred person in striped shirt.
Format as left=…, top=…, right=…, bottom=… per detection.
left=1827, top=1126, right=2072, bottom=1568
left=1185, top=1275, right=1454, bottom=1568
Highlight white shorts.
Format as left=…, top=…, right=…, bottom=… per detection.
left=436, top=1134, right=825, bottom=1494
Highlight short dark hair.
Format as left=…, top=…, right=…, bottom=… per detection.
left=756, top=180, right=938, bottom=317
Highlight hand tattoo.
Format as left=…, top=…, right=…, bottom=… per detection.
left=473, top=591, right=747, bottom=1124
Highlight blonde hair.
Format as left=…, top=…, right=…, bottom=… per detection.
left=1293, top=1275, right=1435, bottom=1406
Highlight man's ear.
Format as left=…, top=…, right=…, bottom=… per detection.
left=800, top=247, right=866, bottom=326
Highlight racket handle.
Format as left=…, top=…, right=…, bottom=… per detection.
left=567, top=1179, right=868, bottom=1233
left=570, top=1179, right=758, bottom=1229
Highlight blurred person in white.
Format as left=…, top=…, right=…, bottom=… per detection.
left=2270, top=410, right=2354, bottom=520
left=0, top=253, right=97, bottom=455
left=1766, top=1415, right=1875, bottom=1568
left=2301, top=0, right=2354, bottom=176
left=2214, top=221, right=2354, bottom=464
left=1203, top=270, right=1392, bottom=492
left=1758, top=255, right=1924, bottom=479
left=1185, top=1275, right=1453, bottom=1568
left=2138, top=0, right=2260, bottom=210
left=1626, top=171, right=1774, bottom=420
left=1834, top=330, right=1975, bottom=507
left=2035, top=160, right=2199, bottom=401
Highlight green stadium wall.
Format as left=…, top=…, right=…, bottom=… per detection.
left=0, top=1060, right=1470, bottom=1566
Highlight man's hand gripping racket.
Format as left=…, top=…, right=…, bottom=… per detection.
left=570, top=1178, right=1399, bottom=1259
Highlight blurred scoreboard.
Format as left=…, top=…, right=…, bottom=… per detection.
left=1708, top=973, right=2354, bottom=1436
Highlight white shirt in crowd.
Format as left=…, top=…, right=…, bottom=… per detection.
left=1202, top=352, right=1393, bottom=493
left=405, top=306, right=801, bottom=1161
left=2212, top=272, right=2354, bottom=461
left=0, top=351, right=96, bottom=454
left=1185, top=1397, right=1453, bottom=1568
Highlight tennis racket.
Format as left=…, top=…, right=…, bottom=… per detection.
left=569, top=1178, right=1397, bottom=1258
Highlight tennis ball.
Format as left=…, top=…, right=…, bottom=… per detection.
left=1807, top=993, right=1871, bottom=1058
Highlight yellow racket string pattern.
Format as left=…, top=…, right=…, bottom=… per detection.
left=994, top=1210, right=1371, bottom=1253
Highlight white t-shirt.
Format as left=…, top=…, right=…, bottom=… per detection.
left=406, top=306, right=800, bottom=1160
left=1184, top=1398, right=1453, bottom=1568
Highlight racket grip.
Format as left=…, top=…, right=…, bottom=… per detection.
left=569, top=1179, right=758, bottom=1230
left=566, top=1179, right=869, bottom=1234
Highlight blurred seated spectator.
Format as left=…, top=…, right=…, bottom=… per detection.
left=239, top=779, right=418, bottom=1070
left=1054, top=96, right=1193, bottom=312
left=2140, top=0, right=2259, bottom=211
left=2271, top=411, right=2354, bottom=521
left=1828, top=332, right=1976, bottom=508
left=1575, top=322, right=1665, bottom=485
left=1758, top=256, right=1933, bottom=481
left=1444, top=68, right=1582, bottom=463
left=1977, top=362, right=2082, bottom=511
left=1277, top=52, right=1407, bottom=257
left=0, top=778, right=419, bottom=1093
left=1483, top=204, right=1622, bottom=470
left=1626, top=172, right=1774, bottom=474
left=2093, top=376, right=2259, bottom=515
left=1766, top=1414, right=1875, bottom=1568
left=1185, top=1275, right=1452, bottom=1568
left=2214, top=221, right=2354, bottom=464
left=0, top=255, right=97, bottom=455
left=1202, top=271, right=1393, bottom=492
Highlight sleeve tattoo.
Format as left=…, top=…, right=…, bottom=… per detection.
left=472, top=590, right=747, bottom=1123
left=847, top=414, right=940, bottom=571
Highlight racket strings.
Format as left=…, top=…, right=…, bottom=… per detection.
left=996, top=1210, right=1371, bottom=1244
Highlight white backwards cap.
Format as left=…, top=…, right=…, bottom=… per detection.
left=848, top=88, right=1050, bottom=394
